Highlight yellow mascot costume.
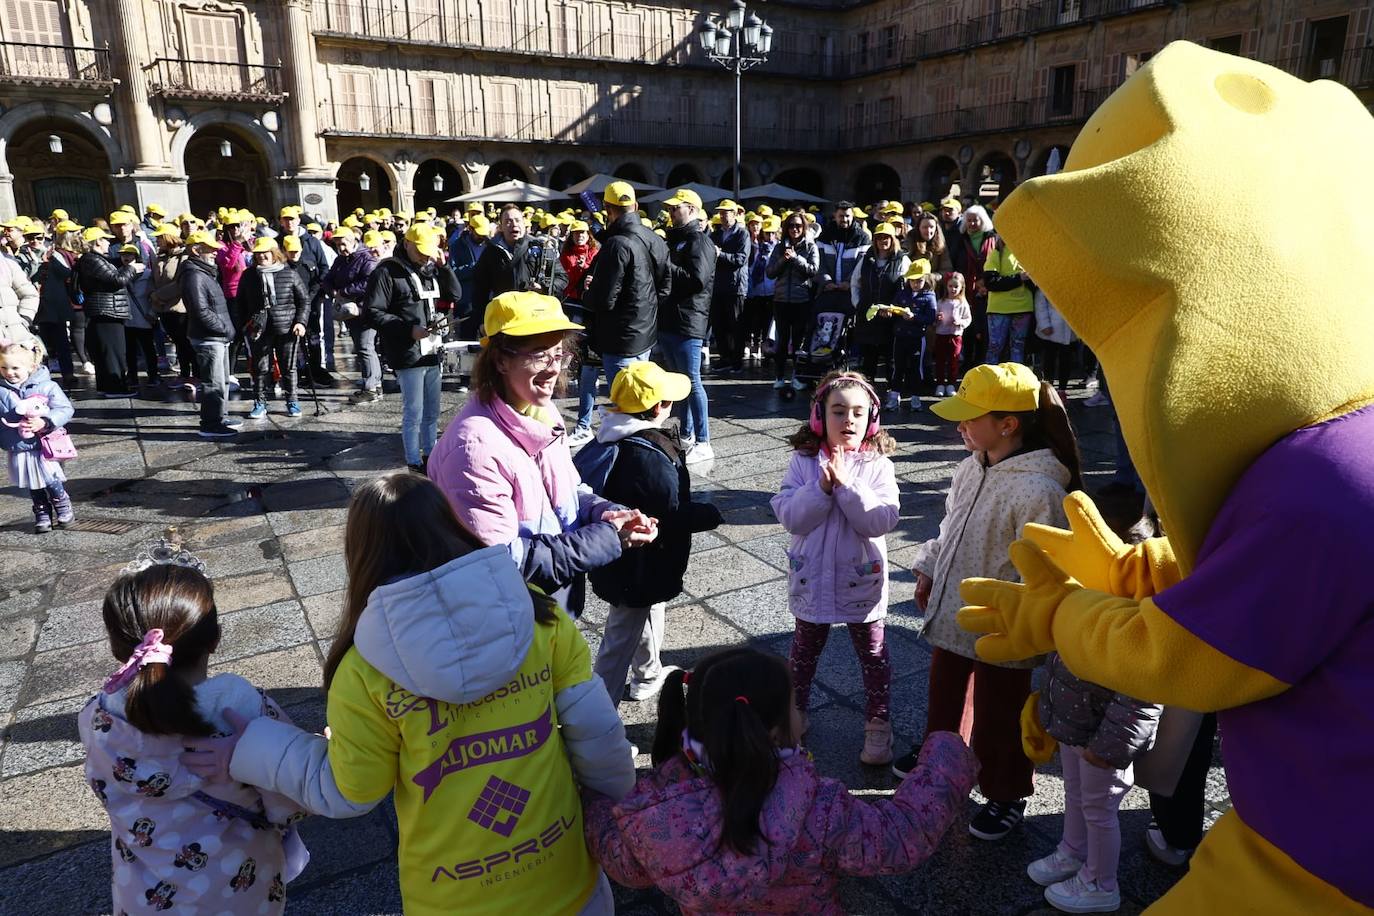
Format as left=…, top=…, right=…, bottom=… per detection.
left=956, top=41, right=1374, bottom=912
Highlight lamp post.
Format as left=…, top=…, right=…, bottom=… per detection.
left=698, top=0, right=772, bottom=200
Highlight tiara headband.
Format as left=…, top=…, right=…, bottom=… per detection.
left=121, top=533, right=208, bottom=577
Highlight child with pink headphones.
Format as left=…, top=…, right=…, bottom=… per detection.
left=771, top=370, right=901, bottom=765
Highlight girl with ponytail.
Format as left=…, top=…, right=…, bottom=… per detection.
left=80, top=561, right=307, bottom=914
left=584, top=647, right=978, bottom=915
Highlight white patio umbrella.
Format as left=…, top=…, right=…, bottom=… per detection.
left=737, top=182, right=829, bottom=204
left=641, top=181, right=736, bottom=205
left=445, top=179, right=559, bottom=204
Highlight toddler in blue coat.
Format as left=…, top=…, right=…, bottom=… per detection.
left=0, top=337, right=75, bottom=533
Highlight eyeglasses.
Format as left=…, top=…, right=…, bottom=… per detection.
left=503, top=346, right=570, bottom=372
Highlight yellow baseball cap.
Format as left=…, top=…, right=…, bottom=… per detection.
left=1, top=217, right=29, bottom=229
left=306, top=222, right=322, bottom=233
left=920, top=201, right=936, bottom=212
left=610, top=360, right=691, bottom=414
left=931, top=363, right=1041, bottom=421
left=904, top=258, right=932, bottom=279
left=281, top=235, right=302, bottom=253
left=756, top=205, right=774, bottom=217
left=662, top=187, right=702, bottom=209
left=21, top=220, right=45, bottom=236
left=481, top=291, right=583, bottom=346
left=119, top=204, right=137, bottom=214
left=250, top=236, right=279, bottom=253
left=570, top=220, right=589, bottom=232
left=745, top=212, right=761, bottom=225
left=153, top=223, right=182, bottom=238
left=55, top=220, right=82, bottom=234
left=872, top=222, right=899, bottom=237
left=539, top=213, right=558, bottom=229
left=761, top=216, right=781, bottom=233
left=342, top=215, right=361, bottom=229
left=402, top=224, right=439, bottom=256
left=395, top=211, right=412, bottom=221
left=363, top=230, right=385, bottom=248
left=715, top=199, right=740, bottom=212
left=468, top=214, right=490, bottom=235
left=108, top=210, right=136, bottom=226
left=603, top=180, right=636, bottom=207
left=186, top=230, right=223, bottom=250
left=50, top=208, right=69, bottom=220
left=280, top=205, right=303, bottom=218
left=381, top=230, right=397, bottom=243
left=146, top=203, right=166, bottom=216
left=939, top=197, right=962, bottom=213
left=378, top=207, right=393, bottom=219
left=465, top=202, right=484, bottom=214
left=82, top=227, right=115, bottom=242
left=118, top=243, right=139, bottom=255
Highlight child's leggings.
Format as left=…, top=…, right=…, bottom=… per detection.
left=933, top=334, right=963, bottom=384
left=789, top=618, right=890, bottom=721
left=923, top=646, right=1032, bottom=801
left=1059, top=744, right=1132, bottom=891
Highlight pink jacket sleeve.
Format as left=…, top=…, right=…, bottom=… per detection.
left=833, top=456, right=899, bottom=538
left=433, top=436, right=521, bottom=547
left=818, top=732, right=978, bottom=876
left=581, top=789, right=658, bottom=889
left=771, top=452, right=833, bottom=536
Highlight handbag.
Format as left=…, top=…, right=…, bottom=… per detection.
left=40, top=427, right=78, bottom=462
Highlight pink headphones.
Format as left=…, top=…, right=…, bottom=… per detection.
left=809, top=373, right=881, bottom=441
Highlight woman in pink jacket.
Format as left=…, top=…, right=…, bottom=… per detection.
left=771, top=371, right=900, bottom=766
left=427, top=291, right=655, bottom=615
left=584, top=647, right=977, bottom=916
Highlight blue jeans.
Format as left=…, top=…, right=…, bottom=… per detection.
left=601, top=349, right=650, bottom=393
left=986, top=312, right=1033, bottom=365
left=396, top=364, right=442, bottom=465
left=576, top=361, right=601, bottom=432
left=657, top=331, right=709, bottom=442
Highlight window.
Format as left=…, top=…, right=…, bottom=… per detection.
left=855, top=31, right=870, bottom=66
left=184, top=10, right=245, bottom=94
left=1209, top=34, right=1242, bottom=55
left=1304, top=16, right=1349, bottom=79
left=487, top=81, right=521, bottom=139
left=1049, top=63, right=1077, bottom=117
left=552, top=86, right=583, bottom=138
left=335, top=70, right=374, bottom=131
left=1122, top=50, right=1154, bottom=81
left=614, top=12, right=641, bottom=60
left=882, top=25, right=899, bottom=61
left=877, top=96, right=896, bottom=124
left=986, top=73, right=1013, bottom=105
left=1057, top=0, right=1080, bottom=23
left=4, top=0, right=68, bottom=77
left=410, top=0, right=442, bottom=43
left=414, top=78, right=449, bottom=136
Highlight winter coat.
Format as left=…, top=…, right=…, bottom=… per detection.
left=584, top=412, right=723, bottom=607
left=892, top=286, right=938, bottom=341
left=16, top=245, right=45, bottom=281
left=1038, top=652, right=1163, bottom=770
left=983, top=243, right=1033, bottom=315
left=583, top=731, right=979, bottom=916
left=559, top=243, right=597, bottom=303
left=35, top=249, right=77, bottom=324
left=428, top=392, right=624, bottom=613
left=950, top=230, right=997, bottom=295
left=910, top=448, right=1071, bottom=666
left=238, top=263, right=309, bottom=339
left=748, top=238, right=778, bottom=298
left=179, top=257, right=234, bottom=342
left=149, top=248, right=188, bottom=314
left=850, top=250, right=910, bottom=347
left=79, top=674, right=306, bottom=915
left=362, top=252, right=462, bottom=370
left=711, top=222, right=752, bottom=299
left=582, top=212, right=671, bottom=357
left=216, top=240, right=250, bottom=300
left=934, top=297, right=973, bottom=336
left=447, top=229, right=484, bottom=311
left=765, top=238, right=820, bottom=305
left=75, top=251, right=139, bottom=321
left=471, top=234, right=568, bottom=307
left=0, top=365, right=73, bottom=454
left=771, top=449, right=900, bottom=625
left=114, top=237, right=156, bottom=330
left=228, top=547, right=635, bottom=916
left=1034, top=289, right=1075, bottom=345
left=322, top=246, right=378, bottom=314
left=661, top=222, right=717, bottom=339
left=286, top=229, right=328, bottom=300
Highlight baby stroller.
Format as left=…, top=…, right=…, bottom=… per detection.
left=793, top=300, right=855, bottom=387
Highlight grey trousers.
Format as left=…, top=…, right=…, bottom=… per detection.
left=593, top=602, right=665, bottom=706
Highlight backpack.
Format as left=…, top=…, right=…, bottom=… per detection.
left=62, top=253, right=84, bottom=307
left=572, top=435, right=661, bottom=496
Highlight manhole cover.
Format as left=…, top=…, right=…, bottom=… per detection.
left=65, top=518, right=146, bottom=535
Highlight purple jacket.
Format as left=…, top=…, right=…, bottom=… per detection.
left=584, top=732, right=978, bottom=916
left=322, top=247, right=377, bottom=303
left=771, top=449, right=900, bottom=624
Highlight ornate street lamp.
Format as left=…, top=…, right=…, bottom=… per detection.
left=698, top=0, right=772, bottom=199
left=432, top=173, right=444, bottom=192
left=48, top=135, right=63, bottom=155
left=359, top=171, right=371, bottom=191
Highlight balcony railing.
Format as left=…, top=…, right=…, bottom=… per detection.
left=147, top=58, right=283, bottom=101
left=0, top=41, right=112, bottom=87
left=846, top=89, right=1110, bottom=151
left=1268, top=47, right=1374, bottom=89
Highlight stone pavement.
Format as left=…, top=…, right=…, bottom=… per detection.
left=0, top=367, right=1229, bottom=915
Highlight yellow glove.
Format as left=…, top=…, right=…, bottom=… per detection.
left=1023, top=492, right=1181, bottom=600
left=958, top=540, right=1079, bottom=663
left=1020, top=692, right=1057, bottom=764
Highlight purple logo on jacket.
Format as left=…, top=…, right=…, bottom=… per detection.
left=412, top=706, right=553, bottom=801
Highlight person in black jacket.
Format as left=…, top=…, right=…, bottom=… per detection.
left=75, top=227, right=142, bottom=398
left=179, top=231, right=238, bottom=438
left=362, top=224, right=462, bottom=472
left=237, top=238, right=309, bottom=419
left=657, top=188, right=717, bottom=463
left=469, top=204, right=568, bottom=309
left=578, top=360, right=721, bottom=706
left=581, top=181, right=671, bottom=389
left=709, top=199, right=752, bottom=373
left=278, top=205, right=335, bottom=386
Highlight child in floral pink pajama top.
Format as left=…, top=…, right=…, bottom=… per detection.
left=583, top=647, right=978, bottom=915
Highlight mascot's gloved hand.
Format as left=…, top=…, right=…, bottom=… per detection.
left=1023, top=492, right=1181, bottom=599
left=1020, top=692, right=1057, bottom=764
left=958, top=540, right=1080, bottom=663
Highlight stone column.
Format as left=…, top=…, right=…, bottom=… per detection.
left=0, top=172, right=17, bottom=221
left=281, top=0, right=335, bottom=220
left=109, top=0, right=165, bottom=172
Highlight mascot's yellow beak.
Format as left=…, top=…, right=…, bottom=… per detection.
left=996, top=40, right=1374, bottom=573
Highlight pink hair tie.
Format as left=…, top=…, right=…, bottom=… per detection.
left=102, top=628, right=174, bottom=694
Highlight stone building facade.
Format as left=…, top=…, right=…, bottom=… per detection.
left=0, top=0, right=1370, bottom=223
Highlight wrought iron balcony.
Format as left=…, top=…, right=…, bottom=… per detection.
left=147, top=58, right=284, bottom=102
left=1268, top=47, right=1374, bottom=89
left=0, top=41, right=113, bottom=88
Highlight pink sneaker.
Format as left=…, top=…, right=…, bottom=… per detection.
left=860, top=718, right=893, bottom=765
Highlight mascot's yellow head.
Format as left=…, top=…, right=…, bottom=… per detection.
left=997, top=41, right=1374, bottom=573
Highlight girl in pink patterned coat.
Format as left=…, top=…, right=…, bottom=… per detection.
left=583, top=647, right=978, bottom=915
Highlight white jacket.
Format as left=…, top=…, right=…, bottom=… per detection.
left=910, top=448, right=1071, bottom=667
left=1034, top=289, right=1075, bottom=345
left=0, top=255, right=39, bottom=343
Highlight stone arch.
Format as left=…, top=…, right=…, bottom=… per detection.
left=414, top=158, right=465, bottom=211
left=548, top=160, right=590, bottom=191
left=336, top=155, right=395, bottom=214
left=485, top=160, right=529, bottom=185
left=1029, top=144, right=1068, bottom=177
left=665, top=163, right=701, bottom=187
left=169, top=109, right=288, bottom=181
left=972, top=150, right=1017, bottom=203
left=715, top=164, right=756, bottom=191
left=923, top=155, right=961, bottom=202
left=774, top=167, right=825, bottom=198
left=0, top=102, right=123, bottom=219
left=853, top=162, right=901, bottom=205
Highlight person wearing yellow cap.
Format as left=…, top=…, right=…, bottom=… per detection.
left=178, top=229, right=241, bottom=435
left=656, top=187, right=716, bottom=458
left=848, top=222, right=911, bottom=411
left=938, top=196, right=963, bottom=240
left=359, top=221, right=460, bottom=470
left=709, top=197, right=753, bottom=379
left=815, top=200, right=872, bottom=337
left=75, top=226, right=144, bottom=397
left=1, top=217, right=32, bottom=261
left=743, top=214, right=781, bottom=364
left=105, top=209, right=162, bottom=391
left=34, top=218, right=88, bottom=382
left=236, top=236, right=309, bottom=418
left=574, top=358, right=722, bottom=704
left=146, top=224, right=195, bottom=392
left=141, top=203, right=167, bottom=235
left=471, top=204, right=568, bottom=309
left=279, top=203, right=336, bottom=386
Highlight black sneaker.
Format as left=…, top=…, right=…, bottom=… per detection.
left=198, top=424, right=238, bottom=439
left=969, top=799, right=1027, bottom=841
left=349, top=387, right=382, bottom=405
left=891, top=743, right=923, bottom=779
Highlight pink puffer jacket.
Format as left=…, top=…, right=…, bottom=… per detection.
left=584, top=732, right=977, bottom=915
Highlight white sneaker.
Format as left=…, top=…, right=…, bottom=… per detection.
left=908, top=395, right=922, bottom=411
left=627, top=665, right=680, bottom=702
left=883, top=391, right=900, bottom=410
left=680, top=434, right=696, bottom=451
left=790, top=378, right=806, bottom=391
left=1144, top=823, right=1192, bottom=867
left=566, top=427, right=593, bottom=449
left=1043, top=875, right=1121, bottom=913
left=685, top=441, right=715, bottom=464
left=1028, top=849, right=1085, bottom=887
left=773, top=379, right=787, bottom=390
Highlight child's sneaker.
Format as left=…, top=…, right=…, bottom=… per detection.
left=890, top=742, right=922, bottom=778
left=32, top=499, right=52, bottom=534
left=969, top=799, right=1026, bottom=840
left=1043, top=874, right=1121, bottom=913
left=1028, top=849, right=1085, bottom=887
left=859, top=718, right=893, bottom=765
left=286, top=401, right=302, bottom=417
left=908, top=396, right=922, bottom=411
left=566, top=426, right=593, bottom=449
left=883, top=390, right=900, bottom=410
left=248, top=401, right=268, bottom=419
left=49, top=488, right=74, bottom=527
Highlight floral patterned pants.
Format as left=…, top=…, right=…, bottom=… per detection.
left=789, top=618, right=891, bottom=721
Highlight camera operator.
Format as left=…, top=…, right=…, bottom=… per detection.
left=470, top=203, right=567, bottom=308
